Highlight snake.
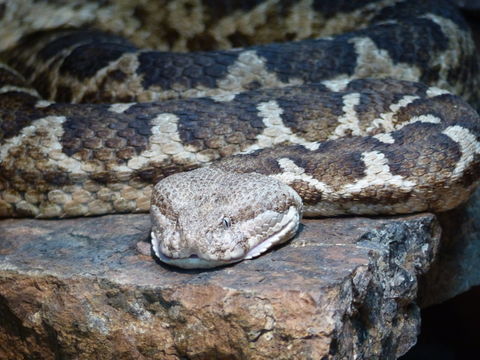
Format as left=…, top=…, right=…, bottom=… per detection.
left=1, top=0, right=480, bottom=269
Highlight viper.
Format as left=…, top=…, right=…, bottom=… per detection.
left=0, top=0, right=479, bottom=268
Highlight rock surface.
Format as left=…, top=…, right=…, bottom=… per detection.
left=0, top=213, right=440, bottom=360
left=418, top=188, right=480, bottom=307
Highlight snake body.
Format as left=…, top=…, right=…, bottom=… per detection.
left=1, top=0, right=480, bottom=268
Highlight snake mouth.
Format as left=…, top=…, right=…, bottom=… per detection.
left=150, top=232, right=243, bottom=269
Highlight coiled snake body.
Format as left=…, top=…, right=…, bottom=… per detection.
left=1, top=0, right=480, bottom=268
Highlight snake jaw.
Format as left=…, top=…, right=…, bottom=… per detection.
left=150, top=231, right=243, bottom=269
left=244, top=206, right=301, bottom=260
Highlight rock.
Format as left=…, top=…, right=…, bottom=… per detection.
left=0, top=213, right=440, bottom=359
left=418, top=188, right=480, bottom=307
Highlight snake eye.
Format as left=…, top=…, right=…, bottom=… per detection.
left=222, top=217, right=232, bottom=229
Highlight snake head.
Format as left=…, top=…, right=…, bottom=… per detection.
left=150, top=167, right=302, bottom=269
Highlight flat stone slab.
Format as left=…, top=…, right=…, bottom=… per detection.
left=0, top=213, right=440, bottom=359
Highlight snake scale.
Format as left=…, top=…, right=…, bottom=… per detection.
left=1, top=0, right=480, bottom=268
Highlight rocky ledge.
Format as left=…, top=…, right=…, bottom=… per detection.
left=418, top=188, right=480, bottom=307
left=0, top=207, right=450, bottom=360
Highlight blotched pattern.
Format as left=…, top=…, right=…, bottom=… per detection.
left=0, top=0, right=480, bottom=266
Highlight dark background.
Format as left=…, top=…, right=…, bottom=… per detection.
left=401, top=286, right=480, bottom=359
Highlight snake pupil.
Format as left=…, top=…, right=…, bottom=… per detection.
left=222, top=217, right=232, bottom=229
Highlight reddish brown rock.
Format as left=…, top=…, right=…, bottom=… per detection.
left=0, top=213, right=440, bottom=359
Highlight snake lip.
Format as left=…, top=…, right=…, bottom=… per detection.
left=244, top=206, right=301, bottom=260
left=150, top=231, right=243, bottom=269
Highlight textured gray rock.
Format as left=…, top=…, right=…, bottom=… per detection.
left=0, top=214, right=440, bottom=360
left=418, top=188, right=480, bottom=307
